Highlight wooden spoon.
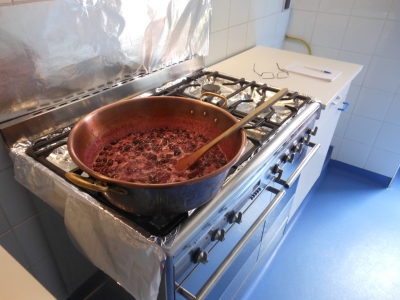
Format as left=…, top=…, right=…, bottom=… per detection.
left=175, top=88, right=289, bottom=171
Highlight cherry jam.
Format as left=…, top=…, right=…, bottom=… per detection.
left=92, top=128, right=228, bottom=184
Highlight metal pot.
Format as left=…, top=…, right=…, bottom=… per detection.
left=66, top=95, right=246, bottom=216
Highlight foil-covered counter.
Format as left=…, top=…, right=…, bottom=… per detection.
left=11, top=147, right=178, bottom=300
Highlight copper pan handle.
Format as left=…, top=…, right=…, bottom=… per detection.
left=65, top=172, right=128, bottom=195
left=65, top=172, right=109, bottom=193
left=200, top=92, right=228, bottom=108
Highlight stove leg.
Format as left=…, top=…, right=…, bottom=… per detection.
left=157, top=256, right=175, bottom=300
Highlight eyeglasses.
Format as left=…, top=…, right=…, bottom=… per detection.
left=253, top=63, right=289, bottom=79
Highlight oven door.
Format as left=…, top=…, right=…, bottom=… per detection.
left=174, top=180, right=288, bottom=300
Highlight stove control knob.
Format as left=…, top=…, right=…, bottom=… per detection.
left=228, top=211, right=243, bottom=224
left=307, top=126, right=318, bottom=136
left=301, top=135, right=311, bottom=145
left=211, top=229, right=226, bottom=242
left=192, top=248, right=208, bottom=264
left=292, top=144, right=301, bottom=153
left=272, top=164, right=284, bottom=180
left=282, top=152, right=295, bottom=163
left=297, top=141, right=304, bottom=152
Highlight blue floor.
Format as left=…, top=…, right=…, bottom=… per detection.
left=236, top=162, right=400, bottom=300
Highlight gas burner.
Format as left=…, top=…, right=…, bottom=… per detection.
left=201, top=83, right=221, bottom=94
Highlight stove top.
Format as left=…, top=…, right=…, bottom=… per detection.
left=23, top=69, right=312, bottom=237
left=151, top=70, right=311, bottom=170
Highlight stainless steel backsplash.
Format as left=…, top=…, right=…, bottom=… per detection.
left=0, top=0, right=211, bottom=123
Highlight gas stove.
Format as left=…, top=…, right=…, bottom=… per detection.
left=2, top=57, right=321, bottom=300
left=22, top=67, right=313, bottom=234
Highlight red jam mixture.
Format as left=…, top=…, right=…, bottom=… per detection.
left=91, top=128, right=228, bottom=184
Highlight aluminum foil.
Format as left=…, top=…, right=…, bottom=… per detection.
left=0, top=0, right=211, bottom=123
left=10, top=147, right=179, bottom=300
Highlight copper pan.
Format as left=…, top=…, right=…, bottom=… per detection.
left=66, top=95, right=246, bottom=216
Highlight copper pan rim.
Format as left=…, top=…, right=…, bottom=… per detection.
left=67, top=96, right=247, bottom=188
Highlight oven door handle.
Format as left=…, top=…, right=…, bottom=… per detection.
left=275, top=142, right=321, bottom=189
left=177, top=187, right=286, bottom=300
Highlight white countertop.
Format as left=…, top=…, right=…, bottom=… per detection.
left=0, top=246, right=56, bottom=299
left=210, top=46, right=362, bottom=109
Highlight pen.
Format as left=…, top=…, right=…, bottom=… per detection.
left=305, top=66, right=331, bottom=74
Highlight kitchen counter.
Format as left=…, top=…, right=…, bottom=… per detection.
left=210, top=46, right=362, bottom=109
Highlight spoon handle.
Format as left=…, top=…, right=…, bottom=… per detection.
left=175, top=88, right=289, bottom=171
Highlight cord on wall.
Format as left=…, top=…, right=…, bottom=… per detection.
left=285, top=35, right=312, bottom=55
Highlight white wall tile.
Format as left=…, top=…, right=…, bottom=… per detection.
left=363, top=56, right=400, bottom=93
left=341, top=16, right=385, bottom=55
left=373, top=122, right=400, bottom=154
left=364, top=147, right=400, bottom=178
left=336, top=139, right=371, bottom=168
left=52, top=287, right=69, bottom=300
left=265, top=0, right=284, bottom=15
left=56, top=241, right=98, bottom=293
left=282, top=39, right=309, bottom=54
left=337, top=51, right=372, bottom=86
left=290, top=0, right=400, bottom=177
left=274, top=10, right=291, bottom=45
left=384, top=94, right=400, bottom=126
left=262, top=13, right=278, bottom=47
left=227, top=23, right=248, bottom=58
left=246, top=18, right=265, bottom=48
left=334, top=112, right=351, bottom=137
left=249, top=0, right=267, bottom=21
left=38, top=208, right=65, bottom=252
left=286, top=10, right=317, bottom=43
left=311, top=46, right=339, bottom=60
left=37, top=207, right=97, bottom=294
left=210, top=0, right=230, bottom=33
left=0, top=230, right=30, bottom=269
left=344, top=114, right=382, bottom=146
left=388, top=0, right=400, bottom=21
left=0, top=139, right=12, bottom=171
left=352, top=0, right=392, bottom=19
left=205, top=29, right=228, bottom=66
left=291, top=0, right=321, bottom=11
left=273, top=40, right=285, bottom=49
left=0, top=205, right=10, bottom=236
left=229, top=0, right=251, bottom=26
left=343, top=84, right=361, bottom=114
left=32, top=254, right=67, bottom=294
left=319, top=0, right=354, bottom=15
left=30, top=193, right=49, bottom=213
left=32, top=255, right=64, bottom=293
left=374, top=21, right=400, bottom=60
left=0, top=168, right=37, bottom=227
left=13, top=215, right=52, bottom=267
left=52, top=249, right=75, bottom=294
left=353, top=87, right=394, bottom=121
left=331, top=135, right=343, bottom=160
left=311, top=13, right=349, bottom=49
